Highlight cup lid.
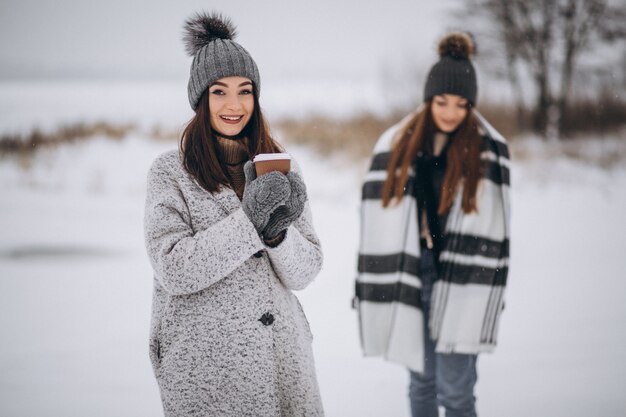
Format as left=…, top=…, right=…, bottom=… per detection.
left=253, top=153, right=291, bottom=162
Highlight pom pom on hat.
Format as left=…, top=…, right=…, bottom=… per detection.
left=183, top=12, right=237, bottom=56
left=437, top=32, right=475, bottom=60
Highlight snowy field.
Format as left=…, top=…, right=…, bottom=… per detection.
left=1, top=81, right=626, bottom=416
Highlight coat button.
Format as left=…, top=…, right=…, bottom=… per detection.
left=253, top=250, right=263, bottom=258
left=259, top=313, right=274, bottom=326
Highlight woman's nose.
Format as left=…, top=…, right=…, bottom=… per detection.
left=225, top=95, right=242, bottom=110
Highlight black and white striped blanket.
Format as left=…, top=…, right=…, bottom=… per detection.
left=355, top=110, right=510, bottom=372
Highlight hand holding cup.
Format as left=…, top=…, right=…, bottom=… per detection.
left=242, top=154, right=307, bottom=241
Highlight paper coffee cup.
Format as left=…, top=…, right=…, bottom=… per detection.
left=253, top=153, right=291, bottom=176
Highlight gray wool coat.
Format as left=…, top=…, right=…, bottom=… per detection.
left=144, top=150, right=324, bottom=416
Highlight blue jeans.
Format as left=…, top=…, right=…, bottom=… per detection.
left=409, top=247, right=478, bottom=417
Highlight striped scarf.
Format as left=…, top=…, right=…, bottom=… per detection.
left=355, top=110, right=510, bottom=372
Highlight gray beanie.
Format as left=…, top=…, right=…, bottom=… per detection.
left=183, top=12, right=260, bottom=111
left=423, top=32, right=477, bottom=105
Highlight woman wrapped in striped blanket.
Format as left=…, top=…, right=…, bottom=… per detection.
left=354, top=32, right=510, bottom=417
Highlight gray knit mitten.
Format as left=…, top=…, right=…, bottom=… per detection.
left=262, top=171, right=307, bottom=239
left=242, top=161, right=291, bottom=234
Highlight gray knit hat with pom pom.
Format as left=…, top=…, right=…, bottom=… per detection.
left=183, top=12, right=260, bottom=110
left=423, top=32, right=477, bottom=105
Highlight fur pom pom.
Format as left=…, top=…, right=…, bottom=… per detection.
left=183, top=12, right=237, bottom=56
left=437, top=32, right=475, bottom=60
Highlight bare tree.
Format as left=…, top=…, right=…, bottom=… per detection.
left=557, top=0, right=626, bottom=134
left=494, top=0, right=527, bottom=126
left=460, top=0, right=626, bottom=139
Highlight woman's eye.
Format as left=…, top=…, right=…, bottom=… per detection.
left=239, top=89, right=253, bottom=95
left=210, top=89, right=224, bottom=95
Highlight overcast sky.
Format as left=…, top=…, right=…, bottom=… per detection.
left=0, top=0, right=460, bottom=83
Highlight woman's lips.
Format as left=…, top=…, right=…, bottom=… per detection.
left=439, top=120, right=460, bottom=130
left=220, top=115, right=243, bottom=124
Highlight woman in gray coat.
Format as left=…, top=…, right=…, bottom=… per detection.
left=144, top=12, right=324, bottom=416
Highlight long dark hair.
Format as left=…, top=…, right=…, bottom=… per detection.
left=381, top=101, right=483, bottom=214
left=180, top=86, right=281, bottom=193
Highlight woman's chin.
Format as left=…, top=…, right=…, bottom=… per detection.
left=438, top=125, right=460, bottom=134
left=215, top=126, right=244, bottom=137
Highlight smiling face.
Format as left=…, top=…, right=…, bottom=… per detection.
left=207, top=76, right=254, bottom=137
left=430, top=94, right=469, bottom=133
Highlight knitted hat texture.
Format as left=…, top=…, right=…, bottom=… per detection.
left=183, top=12, right=260, bottom=110
left=423, top=32, right=477, bottom=105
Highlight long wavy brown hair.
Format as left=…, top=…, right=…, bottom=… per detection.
left=180, top=86, right=282, bottom=193
left=381, top=101, right=483, bottom=214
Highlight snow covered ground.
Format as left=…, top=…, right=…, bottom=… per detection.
left=1, top=80, right=626, bottom=416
